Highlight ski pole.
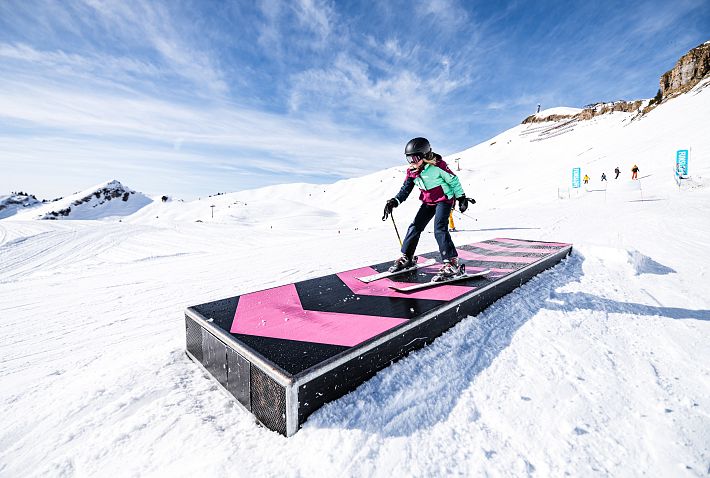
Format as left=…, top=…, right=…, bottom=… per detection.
left=382, top=203, right=403, bottom=247
left=454, top=198, right=478, bottom=222
left=390, top=211, right=403, bottom=247
left=454, top=209, right=478, bottom=222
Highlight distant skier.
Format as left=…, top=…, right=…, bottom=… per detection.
left=583, top=174, right=590, bottom=184
left=614, top=167, right=620, bottom=179
left=631, top=164, right=639, bottom=180
left=601, top=173, right=607, bottom=181
left=448, top=210, right=456, bottom=232
left=383, top=137, right=471, bottom=282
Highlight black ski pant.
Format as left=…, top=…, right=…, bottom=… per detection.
left=401, top=201, right=457, bottom=261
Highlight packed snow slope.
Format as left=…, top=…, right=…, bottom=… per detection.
left=0, top=79, right=709, bottom=477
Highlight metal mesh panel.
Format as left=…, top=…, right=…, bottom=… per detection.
left=202, top=331, right=228, bottom=387
left=226, top=348, right=251, bottom=410
left=185, top=316, right=203, bottom=362
left=250, top=366, right=287, bottom=435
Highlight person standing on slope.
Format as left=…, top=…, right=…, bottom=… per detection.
left=383, top=137, right=470, bottom=282
left=614, top=166, right=621, bottom=179
left=631, top=164, right=639, bottom=180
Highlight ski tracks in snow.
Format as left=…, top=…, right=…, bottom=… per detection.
left=0, top=222, right=136, bottom=283
left=0, top=219, right=708, bottom=477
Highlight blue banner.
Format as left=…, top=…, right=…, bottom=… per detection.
left=572, top=167, right=581, bottom=188
left=676, top=150, right=688, bottom=177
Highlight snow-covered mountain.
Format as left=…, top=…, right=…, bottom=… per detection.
left=11, top=180, right=153, bottom=221
left=0, top=192, right=41, bottom=220
left=0, top=61, right=708, bottom=476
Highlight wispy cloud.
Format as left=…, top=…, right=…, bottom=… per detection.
left=255, top=0, right=285, bottom=57
left=293, top=0, right=336, bottom=46
left=256, top=0, right=337, bottom=60
left=82, top=0, right=228, bottom=95
left=415, top=0, right=470, bottom=31
left=0, top=58, right=400, bottom=197
left=0, top=0, right=708, bottom=198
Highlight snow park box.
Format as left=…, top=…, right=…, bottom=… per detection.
left=184, top=237, right=572, bottom=436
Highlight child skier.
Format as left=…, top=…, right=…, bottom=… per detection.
left=383, top=137, right=470, bottom=282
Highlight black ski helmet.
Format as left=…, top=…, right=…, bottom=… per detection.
left=405, top=137, right=431, bottom=157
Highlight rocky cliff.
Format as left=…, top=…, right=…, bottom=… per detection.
left=659, top=41, right=710, bottom=98
left=522, top=99, right=645, bottom=124
left=522, top=40, right=710, bottom=124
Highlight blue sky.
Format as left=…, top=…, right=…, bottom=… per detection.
left=1, top=0, right=708, bottom=199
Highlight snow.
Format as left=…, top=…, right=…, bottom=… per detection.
left=0, top=194, right=41, bottom=220
left=1, top=80, right=709, bottom=476
left=12, top=180, right=153, bottom=221
left=532, top=106, right=583, bottom=119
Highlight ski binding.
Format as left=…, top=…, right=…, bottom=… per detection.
left=357, top=258, right=437, bottom=283
left=388, top=269, right=491, bottom=292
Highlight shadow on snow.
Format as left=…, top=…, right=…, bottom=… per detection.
left=308, top=250, right=708, bottom=437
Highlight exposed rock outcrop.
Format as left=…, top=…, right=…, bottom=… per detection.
left=577, top=100, right=644, bottom=119
left=35, top=180, right=152, bottom=220
left=0, top=193, right=41, bottom=219
left=522, top=113, right=574, bottom=124
left=659, top=41, right=710, bottom=98
left=522, top=40, right=709, bottom=124
left=522, top=99, right=645, bottom=124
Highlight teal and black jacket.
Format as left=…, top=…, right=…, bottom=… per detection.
left=394, top=155, right=465, bottom=206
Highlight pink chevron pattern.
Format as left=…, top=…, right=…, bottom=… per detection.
left=456, top=249, right=540, bottom=263
left=473, top=242, right=554, bottom=254
left=230, top=239, right=568, bottom=347
left=494, top=238, right=570, bottom=247
left=231, top=283, right=407, bottom=346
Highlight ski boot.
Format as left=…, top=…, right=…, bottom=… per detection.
left=388, top=254, right=416, bottom=273
left=432, top=257, right=464, bottom=282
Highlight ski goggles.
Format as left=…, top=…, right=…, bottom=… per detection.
left=406, top=153, right=424, bottom=164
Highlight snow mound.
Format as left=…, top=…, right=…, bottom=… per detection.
left=12, top=180, right=153, bottom=220
left=0, top=193, right=42, bottom=220
left=533, top=107, right=583, bottom=119
left=627, top=249, right=676, bottom=275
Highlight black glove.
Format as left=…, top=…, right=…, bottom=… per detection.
left=457, top=195, right=468, bottom=213
left=382, top=198, right=398, bottom=220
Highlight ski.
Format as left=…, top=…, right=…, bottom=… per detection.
left=357, top=258, right=437, bottom=283
left=388, top=269, right=491, bottom=292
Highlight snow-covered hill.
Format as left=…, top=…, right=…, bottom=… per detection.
left=119, top=77, right=709, bottom=233
left=529, top=106, right=583, bottom=120
left=0, top=192, right=41, bottom=220
left=0, top=80, right=708, bottom=476
left=12, top=180, right=153, bottom=221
